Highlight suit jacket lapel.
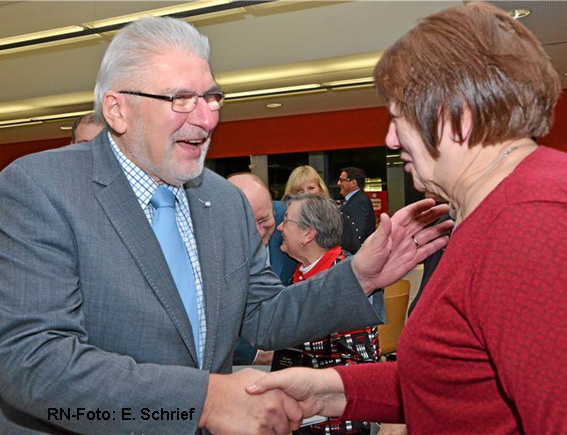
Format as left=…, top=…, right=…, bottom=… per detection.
left=91, top=133, right=199, bottom=365
left=184, top=172, right=220, bottom=370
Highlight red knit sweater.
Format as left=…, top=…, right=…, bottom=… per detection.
left=336, top=147, right=567, bottom=434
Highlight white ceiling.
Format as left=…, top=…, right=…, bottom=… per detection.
left=1, top=0, right=565, bottom=144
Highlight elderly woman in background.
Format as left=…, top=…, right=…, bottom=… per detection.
left=275, top=193, right=380, bottom=435
left=284, top=165, right=330, bottom=197
left=250, top=3, right=567, bottom=434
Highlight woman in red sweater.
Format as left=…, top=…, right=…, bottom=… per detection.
left=249, top=3, right=567, bottom=434
left=275, top=193, right=380, bottom=434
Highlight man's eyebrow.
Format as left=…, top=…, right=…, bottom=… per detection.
left=164, top=85, right=222, bottom=94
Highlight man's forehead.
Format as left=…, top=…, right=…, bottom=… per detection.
left=256, top=196, right=272, bottom=215
left=146, top=52, right=216, bottom=90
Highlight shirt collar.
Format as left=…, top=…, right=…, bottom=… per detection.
left=107, top=132, right=182, bottom=208
left=344, top=188, right=360, bottom=202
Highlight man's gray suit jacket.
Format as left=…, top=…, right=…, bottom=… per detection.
left=0, top=132, right=381, bottom=434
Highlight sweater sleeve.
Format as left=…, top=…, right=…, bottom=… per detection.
left=334, top=362, right=404, bottom=423
left=472, top=201, right=567, bottom=434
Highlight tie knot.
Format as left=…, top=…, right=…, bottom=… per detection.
left=151, top=186, right=176, bottom=209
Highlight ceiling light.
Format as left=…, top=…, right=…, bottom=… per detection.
left=0, top=91, right=96, bottom=116
left=325, top=77, right=374, bottom=87
left=324, top=77, right=374, bottom=91
left=1, top=34, right=101, bottom=56
left=0, top=26, right=85, bottom=47
left=266, top=103, right=282, bottom=108
left=0, top=110, right=92, bottom=129
left=216, top=52, right=381, bottom=87
left=508, top=9, right=531, bottom=20
left=60, top=126, right=72, bottom=130
left=0, top=121, right=43, bottom=129
left=1, top=0, right=264, bottom=54
left=0, top=117, right=33, bottom=127
left=226, top=84, right=322, bottom=99
left=33, top=110, right=93, bottom=122
left=84, top=0, right=232, bottom=29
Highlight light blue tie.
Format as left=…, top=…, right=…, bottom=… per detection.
left=151, top=186, right=200, bottom=364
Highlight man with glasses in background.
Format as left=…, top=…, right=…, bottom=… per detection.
left=0, top=17, right=452, bottom=434
left=70, top=112, right=104, bottom=144
left=337, top=167, right=376, bottom=254
left=228, top=172, right=297, bottom=366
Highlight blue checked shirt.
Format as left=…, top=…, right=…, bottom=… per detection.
left=108, top=133, right=206, bottom=366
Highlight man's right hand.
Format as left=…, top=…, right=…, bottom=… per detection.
left=247, top=367, right=347, bottom=420
left=199, top=368, right=303, bottom=434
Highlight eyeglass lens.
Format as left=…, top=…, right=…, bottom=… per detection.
left=172, top=92, right=224, bottom=113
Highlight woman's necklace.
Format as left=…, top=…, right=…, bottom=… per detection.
left=455, top=145, right=530, bottom=227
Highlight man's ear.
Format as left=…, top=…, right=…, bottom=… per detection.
left=102, top=92, right=128, bottom=134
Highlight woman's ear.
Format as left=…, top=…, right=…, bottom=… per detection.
left=304, top=226, right=317, bottom=245
left=442, top=106, right=473, bottom=145
left=460, top=106, right=473, bottom=143
left=102, top=92, right=128, bottom=134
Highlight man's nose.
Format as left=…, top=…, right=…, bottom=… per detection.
left=187, top=97, right=219, bottom=131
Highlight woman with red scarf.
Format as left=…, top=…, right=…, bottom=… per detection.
left=275, top=193, right=381, bottom=435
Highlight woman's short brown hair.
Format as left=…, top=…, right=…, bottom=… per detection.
left=374, top=2, right=561, bottom=149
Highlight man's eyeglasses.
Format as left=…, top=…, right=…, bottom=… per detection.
left=337, top=177, right=352, bottom=183
left=119, top=90, right=224, bottom=113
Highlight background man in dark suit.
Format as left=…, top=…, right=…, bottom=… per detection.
left=338, top=167, right=377, bottom=253
left=0, top=17, right=452, bottom=435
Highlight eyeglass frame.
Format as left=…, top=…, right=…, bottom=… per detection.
left=119, top=90, right=225, bottom=113
left=337, top=177, right=353, bottom=183
left=282, top=217, right=302, bottom=227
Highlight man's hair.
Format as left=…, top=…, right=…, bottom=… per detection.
left=71, top=113, right=102, bottom=143
left=342, top=167, right=366, bottom=190
left=374, top=2, right=561, bottom=150
left=283, top=193, right=342, bottom=250
left=227, top=172, right=268, bottom=189
left=284, top=165, right=330, bottom=198
left=94, top=16, right=210, bottom=125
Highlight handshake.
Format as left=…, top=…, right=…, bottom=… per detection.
left=199, top=367, right=346, bottom=435
left=199, top=200, right=454, bottom=434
